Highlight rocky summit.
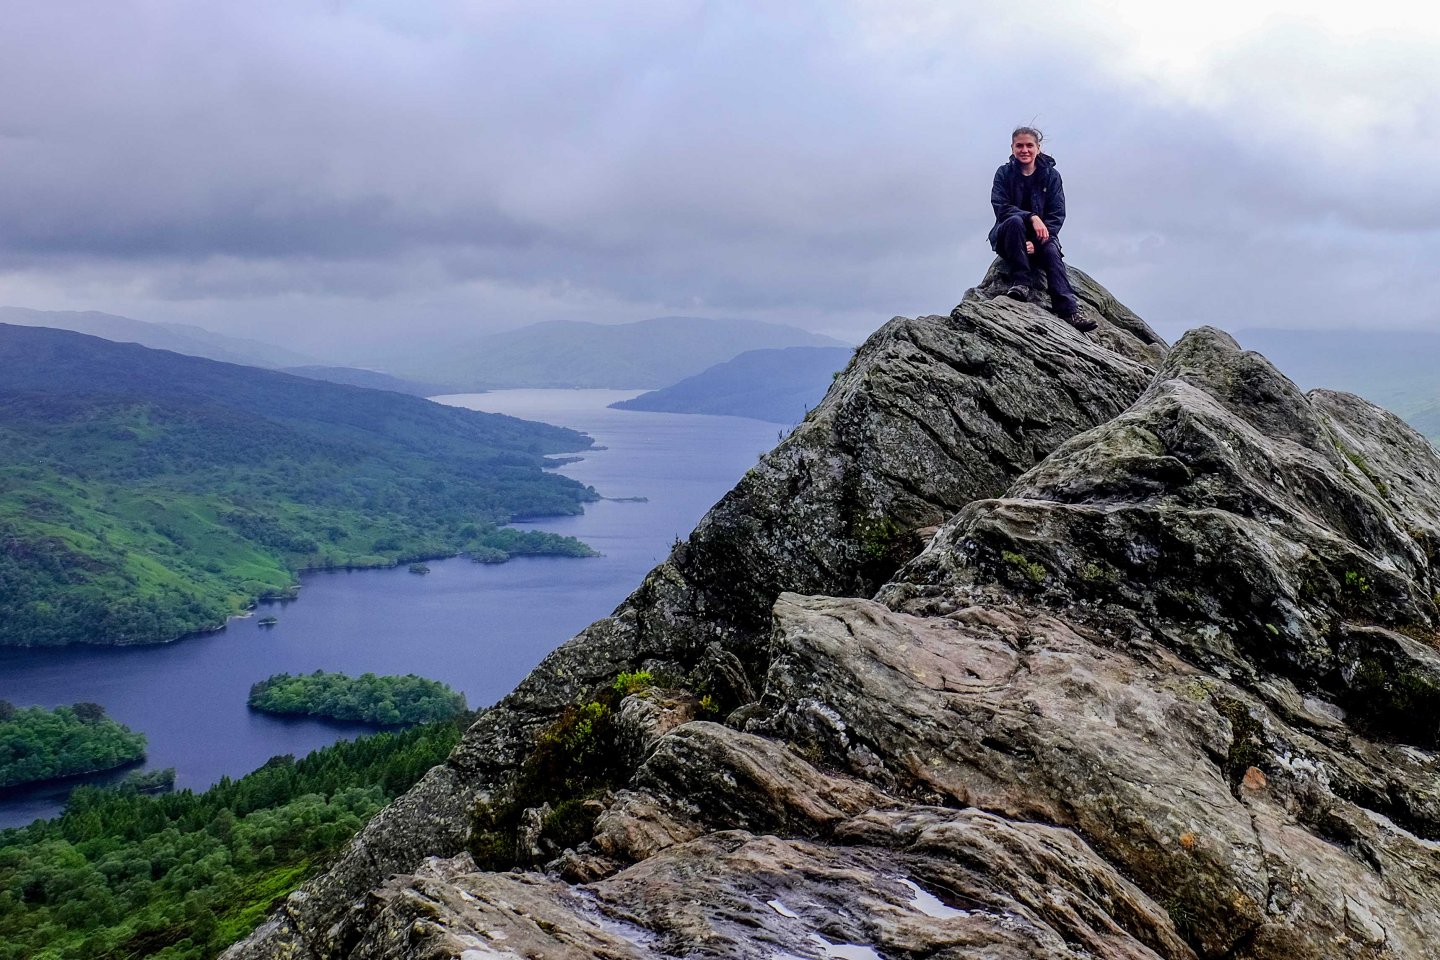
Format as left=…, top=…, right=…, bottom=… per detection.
left=225, top=267, right=1440, bottom=960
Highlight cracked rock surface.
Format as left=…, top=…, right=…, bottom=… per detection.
left=226, top=271, right=1440, bottom=959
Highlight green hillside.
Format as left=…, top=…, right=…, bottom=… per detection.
left=280, top=365, right=454, bottom=397
left=0, top=324, right=598, bottom=647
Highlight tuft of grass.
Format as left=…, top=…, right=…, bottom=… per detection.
left=612, top=671, right=655, bottom=697
left=1346, top=656, right=1440, bottom=747
left=1001, top=550, right=1049, bottom=585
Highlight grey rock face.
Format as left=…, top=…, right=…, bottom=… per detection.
left=330, top=725, right=1192, bottom=960
left=222, top=268, right=1165, bottom=960
left=229, top=276, right=1440, bottom=960
left=975, top=259, right=1168, bottom=368
left=877, top=326, right=1440, bottom=955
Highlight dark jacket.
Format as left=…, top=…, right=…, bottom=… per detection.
left=988, top=153, right=1066, bottom=248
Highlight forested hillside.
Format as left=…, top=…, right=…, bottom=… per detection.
left=0, top=716, right=466, bottom=960
left=279, top=365, right=453, bottom=397
left=0, top=324, right=598, bottom=647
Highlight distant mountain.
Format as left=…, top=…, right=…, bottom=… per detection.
left=609, top=346, right=854, bottom=424
left=1233, top=328, right=1440, bottom=439
left=281, top=365, right=455, bottom=397
left=0, top=323, right=598, bottom=647
left=1407, top=400, right=1440, bottom=440
left=0, top=306, right=319, bottom=369
left=386, top=316, right=849, bottom=390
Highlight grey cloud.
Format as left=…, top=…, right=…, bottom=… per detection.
left=0, top=0, right=1436, bottom=357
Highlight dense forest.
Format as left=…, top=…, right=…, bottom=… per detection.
left=0, top=324, right=601, bottom=647
left=0, top=714, right=466, bottom=960
left=248, top=671, right=466, bottom=725
left=0, top=703, right=147, bottom=788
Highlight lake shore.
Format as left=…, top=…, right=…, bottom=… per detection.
left=0, top=390, right=777, bottom=827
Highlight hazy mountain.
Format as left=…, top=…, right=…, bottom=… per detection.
left=609, top=346, right=853, bottom=424
left=1233, top=328, right=1440, bottom=438
left=0, top=306, right=320, bottom=369
left=384, top=316, right=850, bottom=389
left=0, top=323, right=597, bottom=647
left=281, top=365, right=456, bottom=397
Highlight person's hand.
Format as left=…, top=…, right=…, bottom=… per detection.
left=1025, top=241, right=1035, bottom=255
left=1031, top=215, right=1050, bottom=243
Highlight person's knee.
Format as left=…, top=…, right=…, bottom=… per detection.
left=997, top=214, right=1026, bottom=238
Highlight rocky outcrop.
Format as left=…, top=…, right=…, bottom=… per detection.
left=228, top=270, right=1440, bottom=960
left=223, top=265, right=1164, bottom=960
left=868, top=326, right=1440, bottom=955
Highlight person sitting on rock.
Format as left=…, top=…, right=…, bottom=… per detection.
left=988, top=126, right=1096, bottom=332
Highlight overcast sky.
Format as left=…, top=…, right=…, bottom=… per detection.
left=2, top=0, right=1436, bottom=360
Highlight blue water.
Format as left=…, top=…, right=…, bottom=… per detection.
left=0, top=390, right=780, bottom=827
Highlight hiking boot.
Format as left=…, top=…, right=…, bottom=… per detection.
left=1063, top=314, right=1098, bottom=333
left=1003, top=284, right=1031, bottom=302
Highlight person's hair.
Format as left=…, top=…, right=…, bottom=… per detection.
left=1011, top=125, right=1043, bottom=144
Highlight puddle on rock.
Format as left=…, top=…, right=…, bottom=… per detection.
left=896, top=877, right=969, bottom=919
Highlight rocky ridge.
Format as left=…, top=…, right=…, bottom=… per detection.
left=226, top=268, right=1440, bottom=959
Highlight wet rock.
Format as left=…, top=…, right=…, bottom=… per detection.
left=692, top=641, right=756, bottom=713
left=340, top=818, right=1189, bottom=960
left=755, top=593, right=1265, bottom=956
left=515, top=803, right=552, bottom=862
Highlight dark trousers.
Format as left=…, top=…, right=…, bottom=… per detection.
left=992, top=214, right=1077, bottom=317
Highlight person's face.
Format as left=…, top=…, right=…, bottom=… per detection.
left=1011, top=135, right=1039, bottom=166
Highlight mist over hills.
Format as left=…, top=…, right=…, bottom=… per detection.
left=382, top=315, right=849, bottom=390
left=280, top=365, right=454, bottom=398
left=1234, top=328, right=1440, bottom=439
left=609, top=345, right=854, bottom=424
left=0, top=306, right=320, bottom=369
left=2, top=306, right=852, bottom=396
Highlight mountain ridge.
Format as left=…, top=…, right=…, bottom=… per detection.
left=0, top=305, right=319, bottom=369
left=608, top=345, right=854, bottom=423
left=1234, top=327, right=1440, bottom=439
